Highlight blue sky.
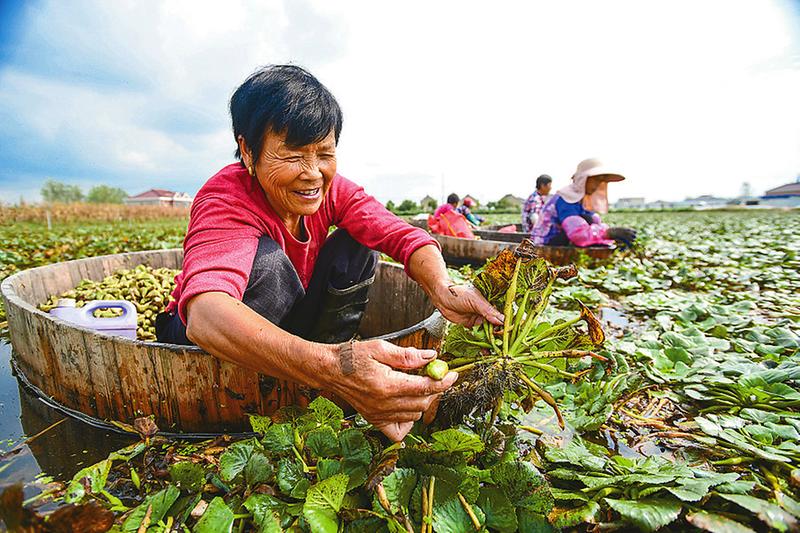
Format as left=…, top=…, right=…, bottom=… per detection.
left=1, top=0, right=799, bottom=204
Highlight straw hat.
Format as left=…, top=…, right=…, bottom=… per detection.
left=559, top=158, right=626, bottom=204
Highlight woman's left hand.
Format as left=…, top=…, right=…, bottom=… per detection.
left=407, top=244, right=505, bottom=328
left=431, top=282, right=504, bottom=328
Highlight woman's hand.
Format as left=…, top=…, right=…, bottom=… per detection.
left=605, top=226, right=637, bottom=248
left=407, top=244, right=504, bottom=328
left=324, top=339, right=458, bottom=441
left=431, top=282, right=504, bottom=328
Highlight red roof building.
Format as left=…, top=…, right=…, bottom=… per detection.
left=124, top=189, right=193, bottom=207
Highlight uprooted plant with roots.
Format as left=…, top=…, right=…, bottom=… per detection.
left=435, top=240, right=613, bottom=428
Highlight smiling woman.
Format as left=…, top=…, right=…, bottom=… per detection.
left=154, top=65, right=503, bottom=442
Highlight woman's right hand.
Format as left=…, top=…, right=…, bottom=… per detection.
left=324, top=339, right=458, bottom=442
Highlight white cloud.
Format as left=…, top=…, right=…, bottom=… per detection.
left=0, top=0, right=797, bottom=204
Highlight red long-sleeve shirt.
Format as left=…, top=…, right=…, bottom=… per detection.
left=167, top=163, right=438, bottom=324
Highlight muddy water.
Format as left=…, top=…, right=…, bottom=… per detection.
left=0, top=339, right=133, bottom=495
left=519, top=306, right=651, bottom=457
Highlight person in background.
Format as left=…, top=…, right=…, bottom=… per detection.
left=521, top=175, right=553, bottom=233
left=456, top=197, right=484, bottom=226
left=532, top=159, right=637, bottom=248
left=429, top=192, right=475, bottom=238
left=434, top=193, right=460, bottom=218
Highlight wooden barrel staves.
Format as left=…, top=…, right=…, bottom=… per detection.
left=0, top=250, right=443, bottom=434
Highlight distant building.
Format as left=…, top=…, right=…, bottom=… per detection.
left=125, top=189, right=193, bottom=207
left=419, top=195, right=437, bottom=212
left=646, top=200, right=677, bottom=210
left=499, top=194, right=525, bottom=208
left=613, top=197, right=646, bottom=209
left=462, top=194, right=479, bottom=206
left=761, top=178, right=800, bottom=208
left=675, top=195, right=729, bottom=209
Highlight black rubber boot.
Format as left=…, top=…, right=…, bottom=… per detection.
left=306, top=273, right=375, bottom=343
left=280, top=229, right=379, bottom=342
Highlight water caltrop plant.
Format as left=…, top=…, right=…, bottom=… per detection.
left=435, top=241, right=612, bottom=428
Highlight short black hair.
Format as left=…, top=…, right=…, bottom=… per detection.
left=447, top=193, right=459, bottom=205
left=536, top=174, right=552, bottom=189
left=230, top=65, right=343, bottom=164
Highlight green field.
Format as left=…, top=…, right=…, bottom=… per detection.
left=0, top=218, right=187, bottom=324
left=1, top=210, right=800, bottom=531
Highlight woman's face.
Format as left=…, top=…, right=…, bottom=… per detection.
left=585, top=176, right=601, bottom=195
left=243, top=130, right=337, bottom=220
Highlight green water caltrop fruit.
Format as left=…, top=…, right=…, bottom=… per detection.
left=426, top=359, right=449, bottom=380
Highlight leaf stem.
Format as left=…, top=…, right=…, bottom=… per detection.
left=450, top=358, right=499, bottom=374
left=502, top=259, right=522, bottom=356
left=518, top=373, right=565, bottom=429
left=421, top=486, right=429, bottom=533
left=427, top=476, right=436, bottom=532
left=483, top=320, right=497, bottom=355
left=511, top=290, right=531, bottom=348
left=458, top=492, right=482, bottom=530
left=521, top=360, right=579, bottom=379
left=376, top=482, right=392, bottom=514
left=292, top=446, right=310, bottom=472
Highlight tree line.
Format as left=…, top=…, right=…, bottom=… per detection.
left=41, top=180, right=128, bottom=204
left=385, top=196, right=521, bottom=215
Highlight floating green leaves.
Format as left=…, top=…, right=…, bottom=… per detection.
left=604, top=498, right=682, bottom=532
left=168, top=461, right=205, bottom=493
left=64, top=459, right=111, bottom=504
left=303, top=473, right=349, bottom=533
left=193, top=497, right=234, bottom=533
left=121, top=486, right=180, bottom=532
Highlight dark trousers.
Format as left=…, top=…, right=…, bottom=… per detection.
left=156, top=230, right=378, bottom=345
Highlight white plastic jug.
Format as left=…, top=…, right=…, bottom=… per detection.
left=49, top=299, right=138, bottom=339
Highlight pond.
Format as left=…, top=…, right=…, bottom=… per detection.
left=0, top=338, right=133, bottom=498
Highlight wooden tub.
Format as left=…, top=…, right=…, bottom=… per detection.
left=1, top=250, right=443, bottom=434
left=434, top=232, right=615, bottom=267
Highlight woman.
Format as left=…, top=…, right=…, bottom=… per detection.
left=429, top=193, right=475, bottom=238
left=456, top=197, right=484, bottom=226
left=521, top=174, right=552, bottom=233
left=532, top=159, right=637, bottom=247
left=155, top=65, right=503, bottom=442
left=434, top=193, right=460, bottom=218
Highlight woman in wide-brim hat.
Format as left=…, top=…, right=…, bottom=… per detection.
left=531, top=158, right=637, bottom=247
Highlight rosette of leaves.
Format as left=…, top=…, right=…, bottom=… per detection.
left=363, top=424, right=554, bottom=533
left=437, top=242, right=613, bottom=428
left=541, top=436, right=800, bottom=532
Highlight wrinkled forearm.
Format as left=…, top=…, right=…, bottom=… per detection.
left=406, top=244, right=452, bottom=306
left=185, top=292, right=336, bottom=390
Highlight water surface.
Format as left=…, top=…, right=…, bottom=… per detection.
left=0, top=339, right=133, bottom=495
